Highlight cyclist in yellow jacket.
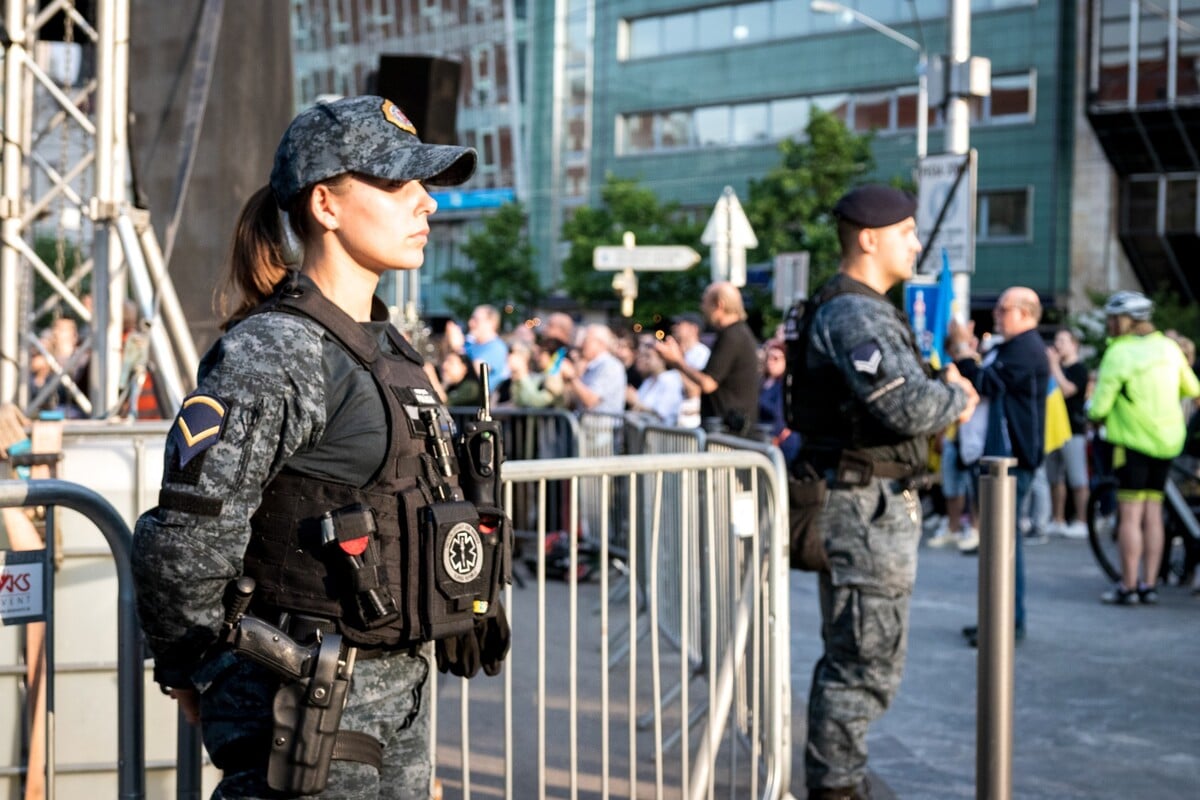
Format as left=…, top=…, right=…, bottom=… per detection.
left=1088, top=291, right=1200, bottom=605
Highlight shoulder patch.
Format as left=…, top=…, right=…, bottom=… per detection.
left=170, top=393, right=229, bottom=467
left=850, top=340, right=883, bottom=376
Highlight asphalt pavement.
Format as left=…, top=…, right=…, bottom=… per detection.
left=789, top=527, right=1200, bottom=799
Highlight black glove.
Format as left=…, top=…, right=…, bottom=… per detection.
left=436, top=626, right=481, bottom=678
left=435, top=602, right=511, bottom=678
left=478, top=602, right=511, bottom=677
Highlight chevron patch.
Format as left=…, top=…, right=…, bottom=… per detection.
left=850, top=341, right=883, bottom=376
left=170, top=393, right=228, bottom=467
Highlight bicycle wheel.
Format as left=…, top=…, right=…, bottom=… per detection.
left=1087, top=476, right=1121, bottom=582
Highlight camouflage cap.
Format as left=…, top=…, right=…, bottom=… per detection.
left=269, top=95, right=477, bottom=205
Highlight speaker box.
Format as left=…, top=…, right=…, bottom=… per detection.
left=37, top=0, right=96, bottom=41
left=371, top=55, right=462, bottom=146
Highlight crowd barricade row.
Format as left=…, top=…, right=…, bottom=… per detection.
left=0, top=414, right=793, bottom=800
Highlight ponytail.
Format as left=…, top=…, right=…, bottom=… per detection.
left=214, top=185, right=293, bottom=330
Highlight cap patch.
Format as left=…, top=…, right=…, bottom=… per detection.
left=171, top=393, right=228, bottom=467
left=850, top=341, right=883, bottom=376
left=381, top=99, right=417, bottom=136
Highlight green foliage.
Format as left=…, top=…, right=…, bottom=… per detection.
left=32, top=235, right=88, bottom=329
left=560, top=175, right=708, bottom=325
left=745, top=109, right=875, bottom=298
left=444, top=202, right=540, bottom=327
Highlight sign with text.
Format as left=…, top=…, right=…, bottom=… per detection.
left=916, top=151, right=977, bottom=275
left=1, top=550, right=45, bottom=625
left=592, top=245, right=701, bottom=271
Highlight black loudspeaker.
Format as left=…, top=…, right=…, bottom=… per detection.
left=371, top=55, right=462, bottom=146
left=37, top=0, right=96, bottom=41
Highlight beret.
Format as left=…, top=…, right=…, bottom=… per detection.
left=833, top=184, right=917, bottom=229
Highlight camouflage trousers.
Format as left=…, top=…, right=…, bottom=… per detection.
left=197, top=642, right=434, bottom=799
left=805, top=478, right=921, bottom=792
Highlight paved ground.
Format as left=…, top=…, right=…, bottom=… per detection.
left=789, top=529, right=1200, bottom=799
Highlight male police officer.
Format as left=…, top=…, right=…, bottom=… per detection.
left=786, top=185, right=977, bottom=798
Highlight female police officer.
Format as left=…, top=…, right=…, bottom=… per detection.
left=131, top=96, right=508, bottom=798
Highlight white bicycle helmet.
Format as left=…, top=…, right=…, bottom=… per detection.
left=1103, top=290, right=1153, bottom=321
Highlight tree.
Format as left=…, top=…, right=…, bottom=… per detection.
left=744, top=109, right=876, bottom=330
left=443, top=202, right=540, bottom=327
left=561, top=175, right=707, bottom=325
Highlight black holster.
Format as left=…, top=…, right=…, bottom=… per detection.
left=267, top=634, right=352, bottom=794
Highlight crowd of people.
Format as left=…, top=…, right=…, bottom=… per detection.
left=426, top=285, right=791, bottom=445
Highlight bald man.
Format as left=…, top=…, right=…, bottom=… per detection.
left=948, top=286, right=1049, bottom=647
left=657, top=281, right=760, bottom=436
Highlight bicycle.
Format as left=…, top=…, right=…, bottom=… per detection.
left=1087, top=461, right=1200, bottom=586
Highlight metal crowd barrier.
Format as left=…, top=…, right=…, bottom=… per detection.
left=433, top=447, right=793, bottom=800
left=0, top=478, right=145, bottom=799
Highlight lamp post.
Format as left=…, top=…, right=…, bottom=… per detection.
left=810, top=0, right=926, bottom=160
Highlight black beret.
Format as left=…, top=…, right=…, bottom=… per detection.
left=833, top=184, right=917, bottom=229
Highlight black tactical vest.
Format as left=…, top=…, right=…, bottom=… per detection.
left=784, top=273, right=927, bottom=468
left=242, top=282, right=499, bottom=649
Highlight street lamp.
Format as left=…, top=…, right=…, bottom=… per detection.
left=810, top=0, right=927, bottom=160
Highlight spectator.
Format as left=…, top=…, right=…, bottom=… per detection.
left=1045, top=328, right=1090, bottom=538
left=508, top=338, right=568, bottom=409
left=615, top=328, right=644, bottom=390
left=657, top=282, right=760, bottom=436
left=626, top=335, right=683, bottom=425
left=670, top=311, right=710, bottom=428
left=756, top=340, right=800, bottom=463
left=930, top=328, right=982, bottom=551
left=441, top=349, right=483, bottom=406
left=560, top=324, right=627, bottom=415
left=447, top=304, right=510, bottom=384
left=1088, top=291, right=1200, bottom=605
left=948, top=286, right=1050, bottom=647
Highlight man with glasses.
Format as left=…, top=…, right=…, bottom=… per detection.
left=949, top=287, right=1049, bottom=647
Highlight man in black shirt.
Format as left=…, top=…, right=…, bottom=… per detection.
left=657, top=281, right=760, bottom=436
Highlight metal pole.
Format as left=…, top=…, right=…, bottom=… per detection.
left=976, top=457, right=1016, bottom=800
left=1, top=0, right=29, bottom=404
left=917, top=51, right=928, bottom=160
left=947, top=0, right=972, bottom=315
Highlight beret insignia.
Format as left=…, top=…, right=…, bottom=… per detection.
left=170, top=393, right=228, bottom=467
left=850, top=341, right=883, bottom=376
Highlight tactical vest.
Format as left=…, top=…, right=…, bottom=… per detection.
left=241, top=282, right=504, bottom=649
left=783, top=273, right=927, bottom=469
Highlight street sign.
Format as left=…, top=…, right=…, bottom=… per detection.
left=916, top=150, right=976, bottom=275
left=592, top=244, right=701, bottom=271
left=773, top=251, right=810, bottom=309
left=701, top=186, right=758, bottom=287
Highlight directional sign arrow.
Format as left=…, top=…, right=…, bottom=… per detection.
left=592, top=245, right=702, bottom=271
left=702, top=186, right=758, bottom=287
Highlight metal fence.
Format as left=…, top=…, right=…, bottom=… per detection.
left=0, top=414, right=793, bottom=799
left=434, top=442, right=793, bottom=800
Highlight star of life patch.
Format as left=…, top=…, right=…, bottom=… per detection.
left=170, top=393, right=228, bottom=467
left=850, top=340, right=883, bottom=376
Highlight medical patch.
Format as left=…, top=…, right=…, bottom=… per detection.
left=850, top=340, right=883, bottom=376
left=170, top=393, right=228, bottom=467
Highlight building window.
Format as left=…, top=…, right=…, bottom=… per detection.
left=978, top=188, right=1032, bottom=242
left=852, top=92, right=892, bottom=133
left=733, top=103, right=769, bottom=144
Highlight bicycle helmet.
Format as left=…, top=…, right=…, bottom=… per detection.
left=1102, top=290, right=1153, bottom=321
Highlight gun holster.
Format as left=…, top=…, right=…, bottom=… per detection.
left=266, top=634, right=350, bottom=793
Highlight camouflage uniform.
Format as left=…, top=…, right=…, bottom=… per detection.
left=800, top=281, right=966, bottom=794
left=132, top=275, right=436, bottom=799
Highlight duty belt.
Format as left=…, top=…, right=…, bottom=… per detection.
left=800, top=449, right=925, bottom=489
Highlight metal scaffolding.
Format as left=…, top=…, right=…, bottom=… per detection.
left=0, top=0, right=196, bottom=419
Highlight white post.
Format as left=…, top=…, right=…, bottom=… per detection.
left=0, top=0, right=28, bottom=403
left=947, top=0, right=972, bottom=323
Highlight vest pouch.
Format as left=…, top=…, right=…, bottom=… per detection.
left=419, top=500, right=492, bottom=640
left=474, top=506, right=512, bottom=620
